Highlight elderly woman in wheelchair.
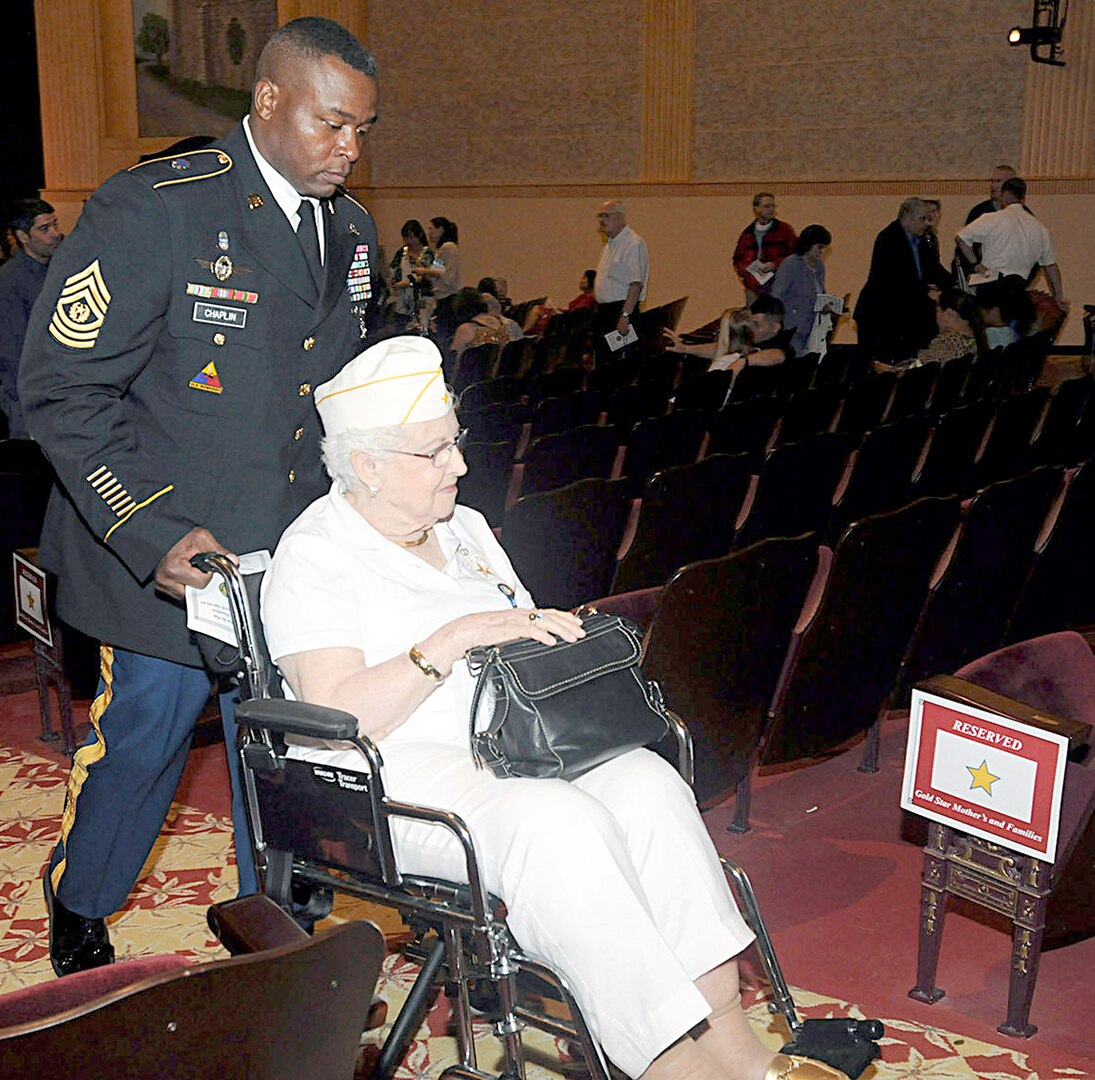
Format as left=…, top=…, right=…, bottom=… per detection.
left=259, top=337, right=844, bottom=1080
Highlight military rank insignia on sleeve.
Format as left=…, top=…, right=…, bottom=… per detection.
left=49, top=259, right=112, bottom=349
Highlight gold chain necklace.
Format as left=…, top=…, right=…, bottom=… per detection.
left=401, top=528, right=432, bottom=548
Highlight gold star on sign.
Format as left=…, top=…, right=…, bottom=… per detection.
left=967, top=759, right=1000, bottom=795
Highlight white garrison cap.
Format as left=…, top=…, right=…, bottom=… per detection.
left=314, top=336, right=452, bottom=434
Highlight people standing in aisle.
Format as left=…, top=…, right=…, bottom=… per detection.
left=731, top=192, right=797, bottom=305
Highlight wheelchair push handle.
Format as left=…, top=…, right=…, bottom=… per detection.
left=189, top=551, right=268, bottom=701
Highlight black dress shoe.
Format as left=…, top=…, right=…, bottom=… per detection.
left=43, top=873, right=114, bottom=977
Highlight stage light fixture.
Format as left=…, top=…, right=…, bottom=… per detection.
left=1008, top=0, right=1067, bottom=66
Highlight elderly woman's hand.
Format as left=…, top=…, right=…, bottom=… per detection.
left=423, top=608, right=585, bottom=677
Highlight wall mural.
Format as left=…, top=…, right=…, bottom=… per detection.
left=133, top=0, right=276, bottom=138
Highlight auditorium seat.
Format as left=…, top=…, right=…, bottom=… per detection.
left=458, top=376, right=521, bottom=414
left=617, top=409, right=706, bottom=497
left=706, top=398, right=782, bottom=469
left=502, top=477, right=632, bottom=609
left=641, top=534, right=822, bottom=831
left=886, top=362, right=939, bottom=422
left=825, top=415, right=931, bottom=545
left=673, top=369, right=733, bottom=418
left=452, top=343, right=501, bottom=392
left=911, top=399, right=995, bottom=499
left=461, top=401, right=529, bottom=447
left=762, top=495, right=962, bottom=771
left=732, top=430, right=856, bottom=550
left=973, top=386, right=1050, bottom=488
left=518, top=423, right=618, bottom=497
left=1027, top=375, right=1093, bottom=469
left=834, top=370, right=897, bottom=436
left=457, top=440, right=514, bottom=527
left=610, top=453, right=752, bottom=594
left=772, top=383, right=843, bottom=446
left=926, top=353, right=974, bottom=418
left=892, top=465, right=1065, bottom=705
left=527, top=366, right=584, bottom=405
left=724, top=363, right=786, bottom=403
left=0, top=895, right=385, bottom=1079
left=782, top=352, right=821, bottom=396
left=528, top=389, right=604, bottom=438
left=1006, top=457, right=1095, bottom=642
left=605, top=382, right=672, bottom=441
left=811, top=343, right=867, bottom=389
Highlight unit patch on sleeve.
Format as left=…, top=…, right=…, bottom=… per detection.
left=189, top=362, right=223, bottom=394
left=49, top=259, right=112, bottom=350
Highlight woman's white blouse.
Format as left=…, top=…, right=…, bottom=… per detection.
left=261, top=486, right=534, bottom=750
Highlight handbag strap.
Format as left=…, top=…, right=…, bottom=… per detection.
left=468, top=646, right=501, bottom=767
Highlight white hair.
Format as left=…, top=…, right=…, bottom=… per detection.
left=320, top=424, right=405, bottom=492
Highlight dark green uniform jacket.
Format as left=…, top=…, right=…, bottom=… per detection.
left=20, top=123, right=378, bottom=665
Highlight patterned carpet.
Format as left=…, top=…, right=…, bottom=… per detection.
left=0, top=736, right=1089, bottom=1079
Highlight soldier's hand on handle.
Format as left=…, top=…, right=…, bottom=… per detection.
left=154, top=527, right=238, bottom=599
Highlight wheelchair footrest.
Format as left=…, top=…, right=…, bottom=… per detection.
left=780, top=1018, right=884, bottom=1080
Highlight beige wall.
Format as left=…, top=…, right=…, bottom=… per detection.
left=370, top=188, right=1092, bottom=346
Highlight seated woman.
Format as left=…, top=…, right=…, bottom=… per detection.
left=448, top=287, right=523, bottom=359
left=664, top=307, right=784, bottom=374
left=261, top=337, right=843, bottom=1080
left=915, top=291, right=982, bottom=364
left=523, top=269, right=599, bottom=335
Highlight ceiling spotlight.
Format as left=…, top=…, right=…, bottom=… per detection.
left=1008, top=25, right=1062, bottom=47
left=1008, top=0, right=1067, bottom=66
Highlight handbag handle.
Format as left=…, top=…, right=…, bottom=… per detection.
left=468, top=644, right=501, bottom=769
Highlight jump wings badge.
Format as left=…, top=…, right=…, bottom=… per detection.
left=49, top=259, right=112, bottom=350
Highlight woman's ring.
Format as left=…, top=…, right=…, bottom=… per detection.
left=529, top=611, right=542, bottom=621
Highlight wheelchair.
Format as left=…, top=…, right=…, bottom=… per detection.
left=194, top=553, right=882, bottom=1080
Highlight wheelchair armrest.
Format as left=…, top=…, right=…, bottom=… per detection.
left=236, top=697, right=360, bottom=741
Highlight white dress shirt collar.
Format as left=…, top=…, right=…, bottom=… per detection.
left=242, top=115, right=326, bottom=260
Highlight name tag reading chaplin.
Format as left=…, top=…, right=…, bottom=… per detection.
left=192, top=302, right=247, bottom=329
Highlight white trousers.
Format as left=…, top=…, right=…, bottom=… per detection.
left=377, top=744, right=755, bottom=1078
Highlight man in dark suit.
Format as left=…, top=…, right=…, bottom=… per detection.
left=20, top=16, right=380, bottom=976
left=854, top=197, right=951, bottom=363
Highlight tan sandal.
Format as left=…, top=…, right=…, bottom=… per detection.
left=765, top=1053, right=851, bottom=1080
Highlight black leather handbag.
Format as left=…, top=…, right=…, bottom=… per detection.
left=466, top=611, right=672, bottom=780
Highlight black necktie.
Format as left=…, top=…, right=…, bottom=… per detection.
left=296, top=197, right=323, bottom=293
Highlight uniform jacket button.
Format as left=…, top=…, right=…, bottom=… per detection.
left=288, top=469, right=296, bottom=483
left=213, top=333, right=226, bottom=346
left=294, top=426, right=304, bottom=441
left=298, top=383, right=311, bottom=396
left=303, top=336, right=316, bottom=351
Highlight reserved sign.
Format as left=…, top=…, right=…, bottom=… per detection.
left=902, top=688, right=1069, bottom=862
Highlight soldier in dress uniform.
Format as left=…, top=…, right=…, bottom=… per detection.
left=19, top=16, right=380, bottom=976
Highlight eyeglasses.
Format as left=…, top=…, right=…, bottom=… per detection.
left=386, top=428, right=469, bottom=468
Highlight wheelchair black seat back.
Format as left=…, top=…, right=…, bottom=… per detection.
left=191, top=552, right=882, bottom=1080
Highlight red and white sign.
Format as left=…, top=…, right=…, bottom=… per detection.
left=12, top=551, right=52, bottom=648
left=902, top=688, right=1069, bottom=862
